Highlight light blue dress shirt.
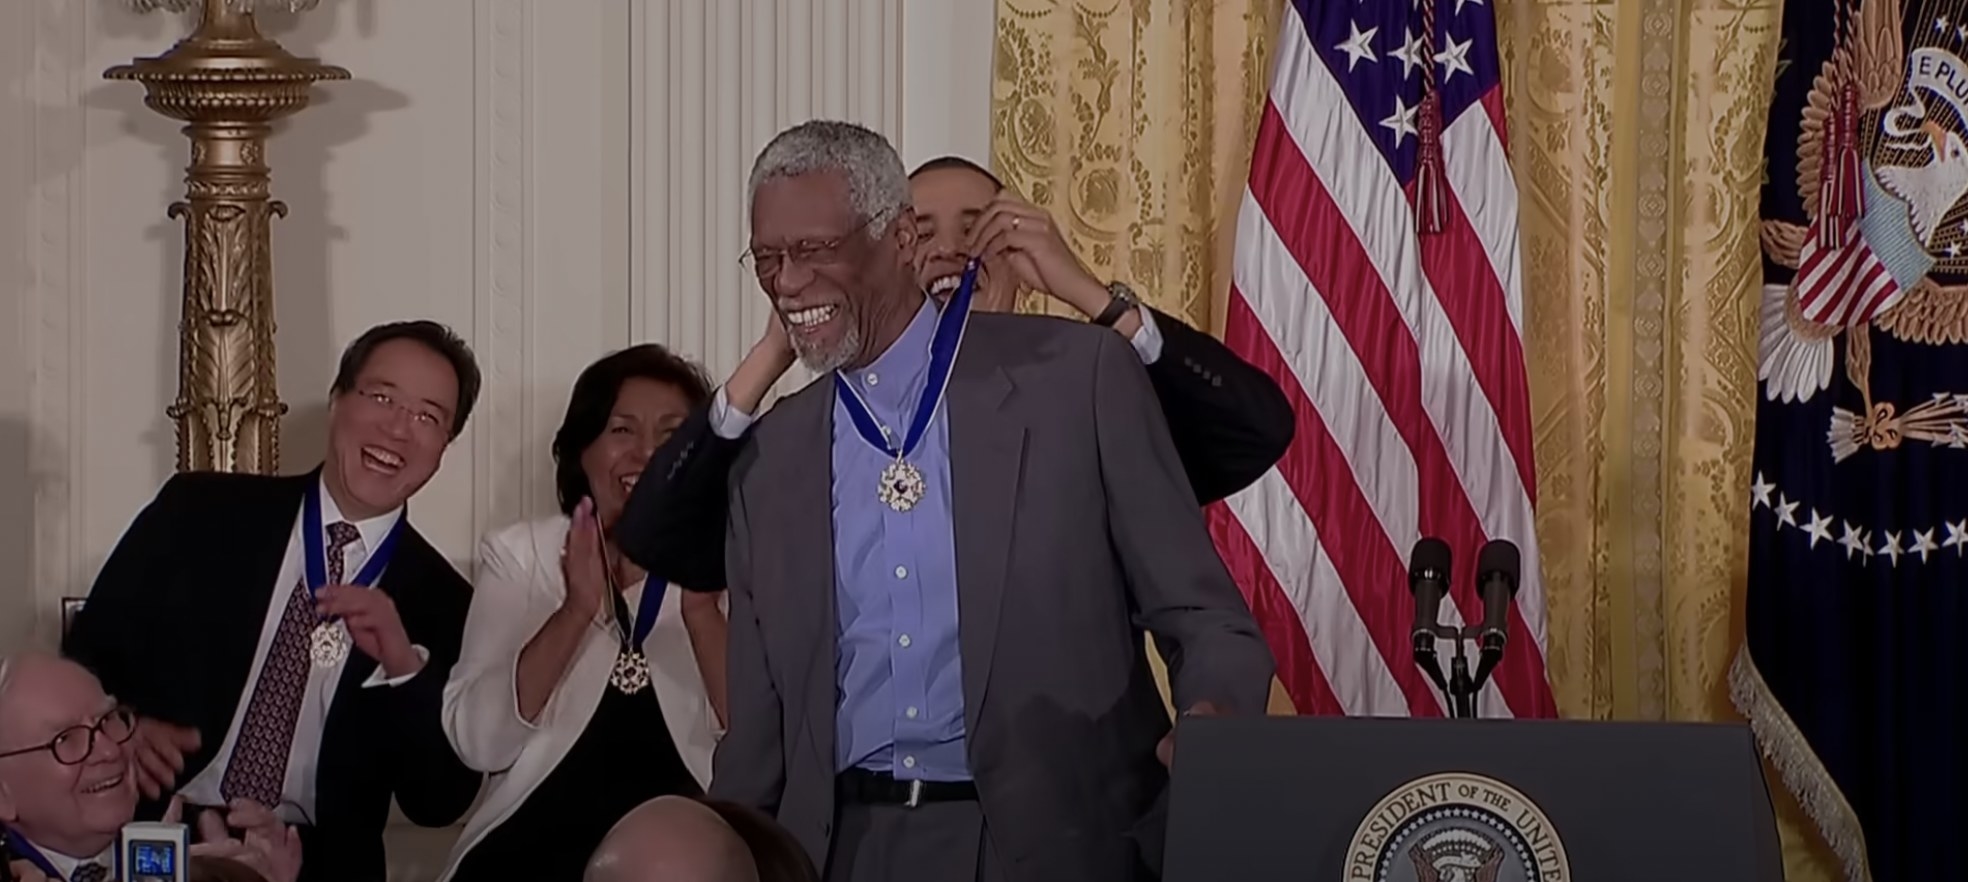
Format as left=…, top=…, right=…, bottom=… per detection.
left=826, top=298, right=969, bottom=781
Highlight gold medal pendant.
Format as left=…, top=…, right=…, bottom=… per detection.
left=309, top=621, right=351, bottom=668
left=609, top=649, right=652, bottom=694
left=879, top=460, right=926, bottom=512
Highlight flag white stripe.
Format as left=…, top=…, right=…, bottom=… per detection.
left=1443, top=106, right=1525, bottom=335
left=1235, top=194, right=1421, bottom=564
left=1269, top=22, right=1547, bottom=652
left=1236, top=196, right=1514, bottom=716
left=1227, top=468, right=1418, bottom=716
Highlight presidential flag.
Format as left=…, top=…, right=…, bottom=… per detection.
left=1206, top=0, right=1556, bottom=719
left=1736, top=0, right=1968, bottom=879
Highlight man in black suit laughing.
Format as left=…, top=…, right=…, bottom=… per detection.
left=64, top=320, right=486, bottom=882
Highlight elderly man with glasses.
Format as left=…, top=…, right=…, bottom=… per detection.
left=0, top=653, right=300, bottom=882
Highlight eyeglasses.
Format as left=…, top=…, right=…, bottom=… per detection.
left=740, top=216, right=883, bottom=278
left=0, top=707, right=137, bottom=766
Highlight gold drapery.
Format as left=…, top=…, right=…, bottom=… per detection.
left=992, top=0, right=1841, bottom=878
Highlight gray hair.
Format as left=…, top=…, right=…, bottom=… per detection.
left=747, top=120, right=909, bottom=236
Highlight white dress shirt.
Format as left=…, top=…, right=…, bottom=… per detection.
left=177, top=479, right=423, bottom=824
left=8, top=833, right=111, bottom=882
left=709, top=306, right=1164, bottom=438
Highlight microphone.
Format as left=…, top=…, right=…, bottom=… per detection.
left=1408, top=537, right=1451, bottom=691
left=1475, top=539, right=1521, bottom=656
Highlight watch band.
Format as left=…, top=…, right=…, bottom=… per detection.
left=1092, top=281, right=1140, bottom=327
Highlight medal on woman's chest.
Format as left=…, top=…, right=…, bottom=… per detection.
left=837, top=260, right=978, bottom=513
left=603, top=555, right=668, bottom=695
left=609, top=649, right=652, bottom=694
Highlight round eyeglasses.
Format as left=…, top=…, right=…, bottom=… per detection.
left=0, top=707, right=137, bottom=765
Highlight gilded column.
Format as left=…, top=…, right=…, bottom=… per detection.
left=108, top=0, right=346, bottom=473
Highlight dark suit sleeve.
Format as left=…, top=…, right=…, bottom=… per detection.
left=618, top=405, right=745, bottom=593
left=707, top=466, right=787, bottom=814
left=63, top=474, right=194, bottom=712
left=1141, top=307, right=1295, bottom=505
left=384, top=565, right=483, bottom=827
left=1091, top=330, right=1275, bottom=716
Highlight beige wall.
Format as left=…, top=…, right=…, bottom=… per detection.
left=0, top=0, right=994, bottom=655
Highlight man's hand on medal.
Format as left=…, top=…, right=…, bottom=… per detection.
left=964, top=195, right=1111, bottom=317
left=316, top=586, right=421, bottom=678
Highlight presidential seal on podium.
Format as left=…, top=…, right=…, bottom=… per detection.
left=1342, top=771, right=1571, bottom=882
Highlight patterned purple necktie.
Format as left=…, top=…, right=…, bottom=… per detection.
left=220, top=521, right=361, bottom=809
left=68, top=862, right=108, bottom=882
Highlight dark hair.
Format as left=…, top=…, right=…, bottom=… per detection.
left=697, top=797, right=820, bottom=882
left=330, top=320, right=483, bottom=439
left=551, top=344, right=714, bottom=515
left=908, top=155, right=1005, bottom=192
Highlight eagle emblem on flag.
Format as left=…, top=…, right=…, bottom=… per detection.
left=1738, top=1, right=1968, bottom=878
left=1760, top=0, right=1968, bottom=457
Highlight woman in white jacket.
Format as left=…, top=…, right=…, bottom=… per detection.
left=438, top=344, right=731, bottom=881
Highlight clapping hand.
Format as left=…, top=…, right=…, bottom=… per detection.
left=560, top=497, right=610, bottom=624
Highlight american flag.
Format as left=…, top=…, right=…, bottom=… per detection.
left=1206, top=0, right=1557, bottom=718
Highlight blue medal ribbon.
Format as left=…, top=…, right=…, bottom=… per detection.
left=833, top=259, right=978, bottom=459
left=2, top=826, right=64, bottom=881
left=605, top=565, right=667, bottom=652
left=303, top=480, right=406, bottom=617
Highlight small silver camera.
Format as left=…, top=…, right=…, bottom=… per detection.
left=118, top=822, right=188, bottom=882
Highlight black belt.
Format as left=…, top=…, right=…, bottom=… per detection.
left=836, top=768, right=978, bottom=807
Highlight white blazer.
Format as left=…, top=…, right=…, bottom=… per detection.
left=437, top=515, right=722, bottom=879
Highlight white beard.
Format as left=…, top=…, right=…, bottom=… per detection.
left=794, top=321, right=862, bottom=374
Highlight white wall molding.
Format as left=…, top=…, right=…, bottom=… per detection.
left=628, top=0, right=993, bottom=389
left=472, top=0, right=531, bottom=550
left=1, top=0, right=991, bottom=656
left=20, top=0, right=90, bottom=646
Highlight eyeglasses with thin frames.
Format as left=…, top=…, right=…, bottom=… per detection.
left=0, top=707, right=137, bottom=766
left=740, top=215, right=884, bottom=279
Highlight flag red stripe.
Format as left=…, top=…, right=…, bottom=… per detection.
left=1223, top=286, right=1445, bottom=716
left=1248, top=102, right=1546, bottom=715
left=1415, top=136, right=1539, bottom=505
left=1207, top=502, right=1345, bottom=716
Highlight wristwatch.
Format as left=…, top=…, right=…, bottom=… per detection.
left=1092, top=281, right=1142, bottom=327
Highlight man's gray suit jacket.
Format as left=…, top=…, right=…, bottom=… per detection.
left=713, top=311, right=1276, bottom=881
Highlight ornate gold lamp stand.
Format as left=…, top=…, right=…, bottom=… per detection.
left=109, top=0, right=347, bottom=474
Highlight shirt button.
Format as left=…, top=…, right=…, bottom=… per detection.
left=906, top=706, right=919, bottom=719
left=898, top=634, right=912, bottom=648
left=865, top=372, right=879, bottom=386
left=894, top=565, right=908, bottom=579
left=902, top=755, right=917, bottom=769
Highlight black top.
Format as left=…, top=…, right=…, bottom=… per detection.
left=618, top=306, right=1296, bottom=592
left=448, top=683, right=701, bottom=882
left=62, top=470, right=483, bottom=882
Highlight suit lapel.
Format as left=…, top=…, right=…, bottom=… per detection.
left=948, top=343, right=1024, bottom=738
left=759, top=383, right=839, bottom=773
